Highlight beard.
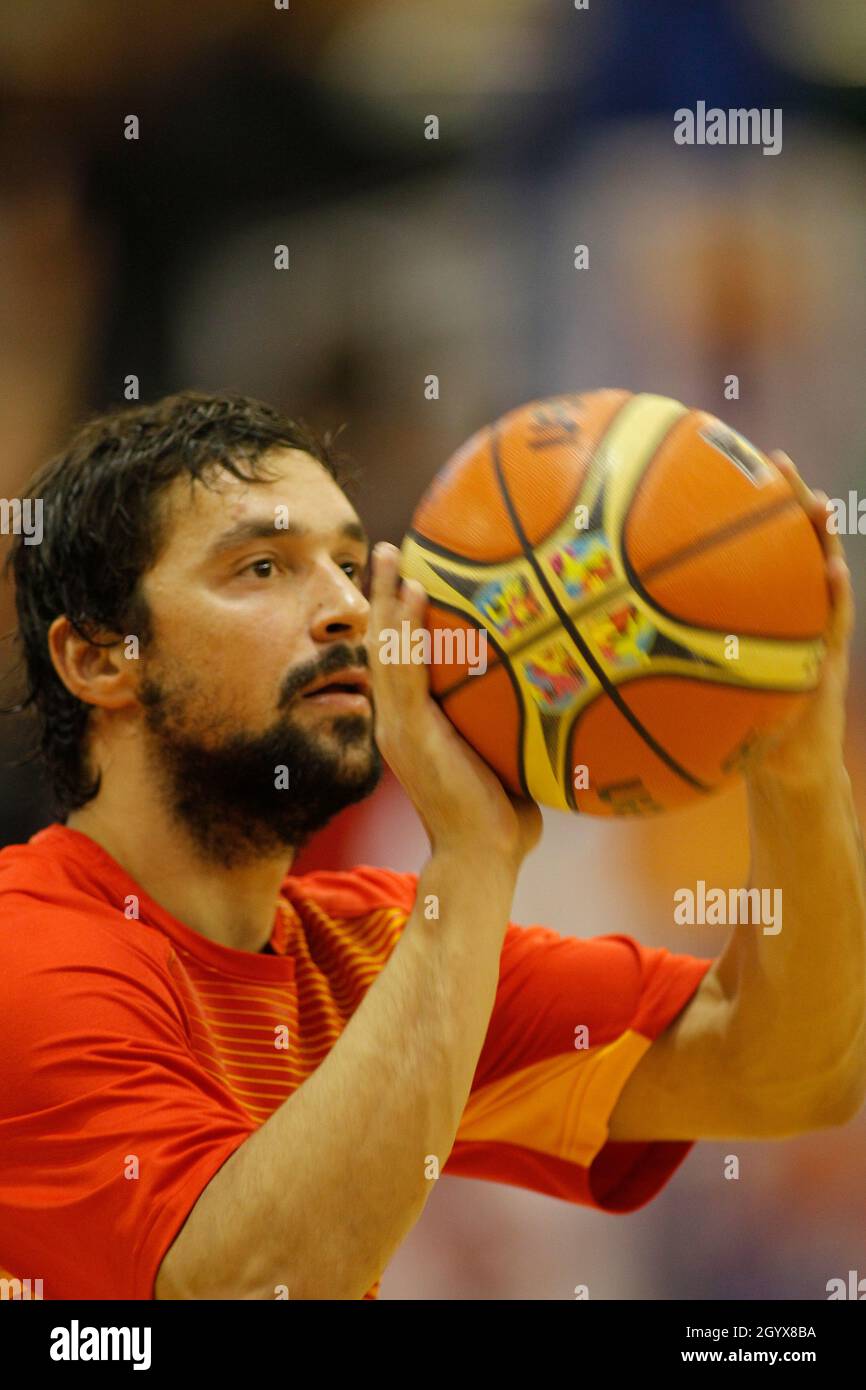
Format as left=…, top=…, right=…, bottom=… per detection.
left=137, top=650, right=383, bottom=869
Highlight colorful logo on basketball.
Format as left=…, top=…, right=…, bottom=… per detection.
left=588, top=603, right=656, bottom=668
left=476, top=573, right=542, bottom=637
left=523, top=642, right=587, bottom=712
left=549, top=532, right=615, bottom=598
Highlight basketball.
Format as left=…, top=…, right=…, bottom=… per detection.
left=399, top=390, right=830, bottom=816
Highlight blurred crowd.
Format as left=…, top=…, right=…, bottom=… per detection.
left=1, top=0, right=864, bottom=1298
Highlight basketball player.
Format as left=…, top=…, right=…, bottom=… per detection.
left=0, top=392, right=862, bottom=1300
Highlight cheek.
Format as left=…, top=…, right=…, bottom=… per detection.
left=208, top=614, right=303, bottom=713
left=150, top=589, right=305, bottom=713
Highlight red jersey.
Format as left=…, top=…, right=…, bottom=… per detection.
left=0, top=824, right=712, bottom=1300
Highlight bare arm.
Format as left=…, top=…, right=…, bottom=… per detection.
left=609, top=456, right=866, bottom=1142
left=156, top=541, right=543, bottom=1298
left=156, top=847, right=519, bottom=1299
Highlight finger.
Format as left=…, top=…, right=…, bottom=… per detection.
left=768, top=452, right=854, bottom=653
left=365, top=544, right=430, bottom=715
left=825, top=553, right=855, bottom=651
left=770, top=449, right=803, bottom=484
left=813, top=494, right=848, bottom=566
left=770, top=449, right=817, bottom=513
left=399, top=573, right=430, bottom=625
left=368, top=541, right=401, bottom=610
left=807, top=491, right=836, bottom=559
left=368, top=543, right=423, bottom=647
left=791, top=485, right=848, bottom=570
left=365, top=545, right=401, bottom=685
left=375, top=545, right=429, bottom=619
left=770, top=451, right=846, bottom=565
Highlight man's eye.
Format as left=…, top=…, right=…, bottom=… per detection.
left=244, top=558, right=277, bottom=578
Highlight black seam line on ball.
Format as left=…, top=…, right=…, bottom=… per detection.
left=420, top=592, right=531, bottom=800
left=562, top=665, right=825, bottom=812
left=436, top=578, right=632, bottom=701
left=436, top=503, right=801, bottom=702
left=422, top=398, right=638, bottom=699
left=622, top=494, right=821, bottom=639
left=640, top=495, right=797, bottom=581
left=489, top=424, right=710, bottom=794
left=403, top=394, right=634, bottom=568
left=436, top=495, right=803, bottom=697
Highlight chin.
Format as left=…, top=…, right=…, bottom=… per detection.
left=320, top=715, right=375, bottom=750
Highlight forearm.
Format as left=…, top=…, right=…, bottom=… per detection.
left=155, top=848, right=518, bottom=1300
left=715, top=761, right=866, bottom=1122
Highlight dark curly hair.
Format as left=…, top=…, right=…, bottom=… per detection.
left=2, top=390, right=355, bottom=820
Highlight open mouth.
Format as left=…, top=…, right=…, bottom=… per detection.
left=301, top=676, right=372, bottom=708
left=304, top=682, right=365, bottom=696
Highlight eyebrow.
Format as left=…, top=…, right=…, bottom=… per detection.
left=205, top=517, right=370, bottom=561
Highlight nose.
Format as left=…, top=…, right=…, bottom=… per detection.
left=309, top=560, right=370, bottom=644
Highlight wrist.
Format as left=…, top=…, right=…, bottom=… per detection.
left=745, top=756, right=851, bottom=810
left=425, top=839, right=522, bottom=889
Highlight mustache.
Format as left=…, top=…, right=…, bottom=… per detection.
left=279, top=643, right=370, bottom=707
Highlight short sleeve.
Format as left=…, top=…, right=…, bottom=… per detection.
left=308, top=865, right=713, bottom=1214
left=445, top=920, right=713, bottom=1213
left=0, top=911, right=257, bottom=1300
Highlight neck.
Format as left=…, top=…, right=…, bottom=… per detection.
left=66, top=794, right=296, bottom=954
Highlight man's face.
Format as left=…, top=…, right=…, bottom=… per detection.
left=133, top=448, right=382, bottom=865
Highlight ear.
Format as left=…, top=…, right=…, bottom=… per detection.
left=47, top=615, right=140, bottom=711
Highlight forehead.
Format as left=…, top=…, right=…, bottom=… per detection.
left=156, top=448, right=363, bottom=555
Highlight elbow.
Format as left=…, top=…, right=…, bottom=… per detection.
left=730, top=1064, right=866, bottom=1137
left=156, top=1256, right=296, bottom=1301
left=782, top=1064, right=866, bottom=1134
left=156, top=1234, right=403, bottom=1302
left=808, top=1021, right=866, bottom=1129
left=155, top=1241, right=283, bottom=1302
left=741, top=1018, right=866, bottom=1135
left=809, top=1070, right=866, bottom=1129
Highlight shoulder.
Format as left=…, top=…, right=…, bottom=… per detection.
left=0, top=835, right=177, bottom=1004
left=0, top=906, right=179, bottom=1040
left=494, top=923, right=713, bottom=1039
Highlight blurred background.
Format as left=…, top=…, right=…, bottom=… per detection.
left=1, top=0, right=864, bottom=1298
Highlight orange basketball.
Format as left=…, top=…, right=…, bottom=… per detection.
left=399, top=390, right=829, bottom=816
